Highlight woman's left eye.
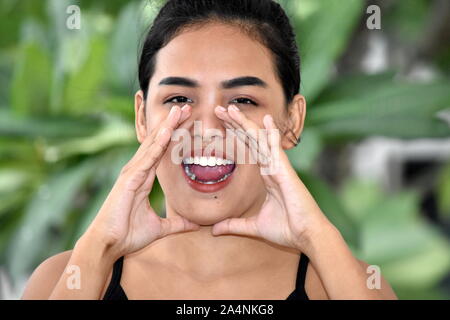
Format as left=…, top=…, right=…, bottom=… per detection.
left=230, top=97, right=258, bottom=106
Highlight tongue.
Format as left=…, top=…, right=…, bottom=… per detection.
left=188, top=164, right=235, bottom=181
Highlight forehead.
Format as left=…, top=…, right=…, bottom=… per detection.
left=152, top=22, right=278, bottom=85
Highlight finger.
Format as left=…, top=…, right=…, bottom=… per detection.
left=227, top=105, right=259, bottom=141
left=146, top=104, right=190, bottom=143
left=263, top=114, right=281, bottom=149
left=225, top=105, right=272, bottom=165
left=162, top=105, right=183, bottom=132
left=262, top=114, right=292, bottom=179
left=131, top=168, right=157, bottom=211
left=130, top=105, right=187, bottom=169
left=215, top=105, right=244, bottom=131
left=125, top=105, right=179, bottom=167
left=145, top=105, right=181, bottom=141
left=121, top=134, right=156, bottom=174
left=236, top=129, right=271, bottom=167
left=136, top=126, right=173, bottom=173
left=158, top=215, right=200, bottom=238
left=179, top=104, right=192, bottom=123
left=222, top=122, right=253, bottom=159
left=215, top=106, right=262, bottom=164
left=141, top=167, right=156, bottom=192
left=211, top=217, right=259, bottom=237
left=236, top=128, right=262, bottom=166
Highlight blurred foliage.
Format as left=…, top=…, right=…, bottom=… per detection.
left=0, top=0, right=449, bottom=299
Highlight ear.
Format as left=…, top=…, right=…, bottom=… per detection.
left=134, top=90, right=147, bottom=144
left=281, top=94, right=306, bottom=150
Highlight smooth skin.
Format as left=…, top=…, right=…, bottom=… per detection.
left=22, top=22, right=397, bottom=300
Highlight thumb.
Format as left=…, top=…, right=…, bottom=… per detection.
left=158, top=216, right=200, bottom=238
left=212, top=217, right=259, bottom=237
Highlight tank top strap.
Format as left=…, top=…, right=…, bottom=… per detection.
left=103, top=256, right=126, bottom=299
left=296, top=252, right=309, bottom=290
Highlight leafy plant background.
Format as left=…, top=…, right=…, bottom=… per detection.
left=0, top=0, right=449, bottom=299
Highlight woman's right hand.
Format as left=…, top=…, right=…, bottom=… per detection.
left=79, top=104, right=199, bottom=260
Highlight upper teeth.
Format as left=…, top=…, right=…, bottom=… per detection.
left=183, top=156, right=234, bottom=166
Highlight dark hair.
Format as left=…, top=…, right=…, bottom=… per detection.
left=138, top=0, right=300, bottom=107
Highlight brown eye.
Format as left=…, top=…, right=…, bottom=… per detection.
left=164, top=96, right=193, bottom=104
left=230, top=97, right=258, bottom=106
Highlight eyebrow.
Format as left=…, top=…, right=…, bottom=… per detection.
left=158, top=76, right=268, bottom=89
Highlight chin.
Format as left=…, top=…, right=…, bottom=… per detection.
left=174, top=202, right=238, bottom=226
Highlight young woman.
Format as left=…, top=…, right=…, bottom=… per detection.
left=22, top=0, right=397, bottom=300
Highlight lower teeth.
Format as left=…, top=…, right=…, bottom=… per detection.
left=184, top=165, right=232, bottom=184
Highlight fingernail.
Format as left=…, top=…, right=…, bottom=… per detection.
left=181, top=104, right=190, bottom=111
left=169, top=105, right=178, bottom=116
left=217, top=106, right=227, bottom=112
left=263, top=114, right=271, bottom=127
left=230, top=105, right=240, bottom=112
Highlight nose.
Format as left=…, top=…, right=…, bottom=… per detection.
left=177, top=96, right=233, bottom=159
left=188, top=100, right=228, bottom=143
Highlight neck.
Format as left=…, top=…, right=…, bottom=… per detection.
left=146, top=198, right=300, bottom=281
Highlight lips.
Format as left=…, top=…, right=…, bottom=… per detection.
left=181, top=154, right=236, bottom=193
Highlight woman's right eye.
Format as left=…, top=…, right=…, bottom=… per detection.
left=164, top=96, right=193, bottom=104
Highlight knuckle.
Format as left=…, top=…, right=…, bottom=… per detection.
left=120, top=164, right=131, bottom=175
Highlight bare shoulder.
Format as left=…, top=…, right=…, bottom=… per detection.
left=357, top=259, right=398, bottom=300
left=21, top=250, right=73, bottom=300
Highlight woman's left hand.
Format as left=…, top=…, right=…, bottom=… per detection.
left=212, top=105, right=335, bottom=253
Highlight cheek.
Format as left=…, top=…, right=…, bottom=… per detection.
left=145, top=105, right=169, bottom=129
left=240, top=163, right=265, bottom=190
left=240, top=109, right=266, bottom=127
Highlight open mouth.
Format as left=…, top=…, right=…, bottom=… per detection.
left=182, top=156, right=236, bottom=184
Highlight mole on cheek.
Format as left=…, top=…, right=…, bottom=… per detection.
left=214, top=196, right=217, bottom=199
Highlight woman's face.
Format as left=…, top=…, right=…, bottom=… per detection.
left=135, top=22, right=304, bottom=225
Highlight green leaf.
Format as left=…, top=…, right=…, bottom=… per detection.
left=307, top=80, right=450, bottom=139
left=10, top=41, right=51, bottom=116
left=309, top=81, right=450, bottom=123
left=0, top=168, right=29, bottom=194
left=0, top=109, right=100, bottom=139
left=380, top=229, right=450, bottom=290
left=298, top=171, right=359, bottom=249
left=340, top=178, right=384, bottom=223
left=437, top=161, right=450, bottom=219
left=64, top=36, right=107, bottom=114
left=47, top=0, right=90, bottom=114
left=293, top=0, right=364, bottom=101
left=108, top=1, right=141, bottom=93
left=101, top=95, right=135, bottom=120
left=384, top=0, right=430, bottom=42
left=314, top=71, right=397, bottom=105
left=286, top=127, right=323, bottom=172
left=43, top=116, right=136, bottom=161
left=6, top=159, right=98, bottom=281
left=314, top=114, right=450, bottom=140
left=0, top=209, right=25, bottom=263
left=358, top=190, right=450, bottom=289
left=0, top=191, right=28, bottom=219
left=69, top=147, right=135, bottom=246
left=392, top=286, right=449, bottom=300
left=0, top=137, right=35, bottom=160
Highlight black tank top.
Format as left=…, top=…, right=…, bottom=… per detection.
left=103, top=252, right=310, bottom=300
